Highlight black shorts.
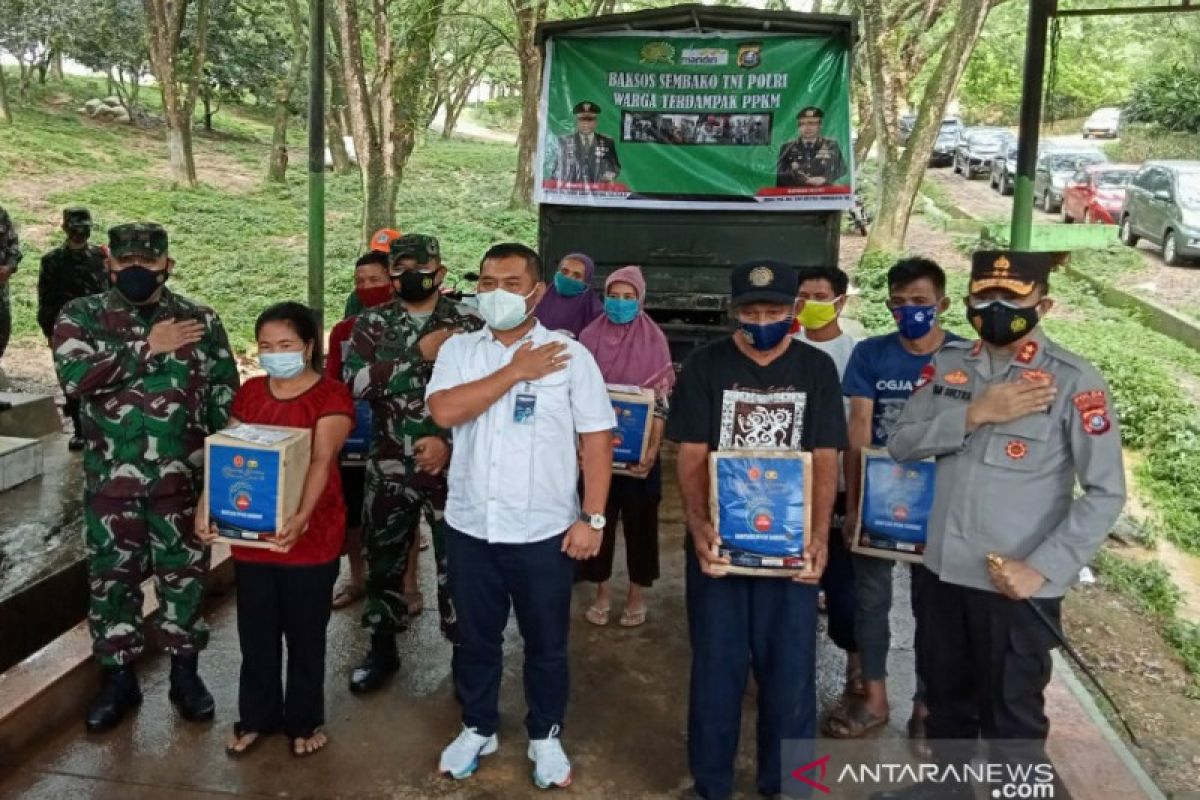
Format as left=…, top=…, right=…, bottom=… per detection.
left=340, top=463, right=366, bottom=530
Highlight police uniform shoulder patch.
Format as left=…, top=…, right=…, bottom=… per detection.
left=1072, top=390, right=1111, bottom=435
left=1016, top=340, right=1039, bottom=364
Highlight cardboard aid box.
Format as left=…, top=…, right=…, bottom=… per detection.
left=851, top=448, right=935, bottom=564
left=205, top=424, right=312, bottom=548
left=709, top=450, right=812, bottom=577
left=608, top=384, right=655, bottom=476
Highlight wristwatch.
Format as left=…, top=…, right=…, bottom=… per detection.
left=580, top=511, right=606, bottom=531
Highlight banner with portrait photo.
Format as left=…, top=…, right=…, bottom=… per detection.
left=536, top=31, right=854, bottom=211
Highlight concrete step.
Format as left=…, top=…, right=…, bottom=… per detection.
left=0, top=437, right=43, bottom=492
left=0, top=394, right=62, bottom=439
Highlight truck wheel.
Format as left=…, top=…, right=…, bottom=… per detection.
left=1120, top=217, right=1139, bottom=247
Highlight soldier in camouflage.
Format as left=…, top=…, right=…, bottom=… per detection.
left=52, top=223, right=240, bottom=733
left=343, top=233, right=484, bottom=692
left=0, top=205, right=22, bottom=366
left=39, top=208, right=108, bottom=450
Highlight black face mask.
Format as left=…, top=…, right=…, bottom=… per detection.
left=395, top=269, right=440, bottom=303
left=967, top=300, right=1040, bottom=346
left=110, top=264, right=167, bottom=304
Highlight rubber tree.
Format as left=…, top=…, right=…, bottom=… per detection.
left=144, top=0, right=213, bottom=187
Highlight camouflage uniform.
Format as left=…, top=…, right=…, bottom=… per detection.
left=39, top=208, right=108, bottom=435
left=52, top=225, right=239, bottom=666
left=0, top=206, right=23, bottom=362
left=344, top=294, right=483, bottom=639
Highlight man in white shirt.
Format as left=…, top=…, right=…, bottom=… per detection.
left=426, top=243, right=616, bottom=790
left=793, top=266, right=864, bottom=723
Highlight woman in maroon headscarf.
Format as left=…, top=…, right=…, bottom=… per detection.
left=533, top=252, right=604, bottom=338
left=577, top=265, right=675, bottom=627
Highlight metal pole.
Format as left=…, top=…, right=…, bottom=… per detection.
left=308, top=0, right=326, bottom=338
left=1010, top=0, right=1053, bottom=251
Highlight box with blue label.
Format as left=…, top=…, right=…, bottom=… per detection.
left=608, top=385, right=655, bottom=476
left=708, top=450, right=812, bottom=577
left=205, top=424, right=312, bottom=548
left=852, top=448, right=935, bottom=564
left=340, top=400, right=374, bottom=463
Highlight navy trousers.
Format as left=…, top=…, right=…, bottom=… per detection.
left=820, top=492, right=857, bottom=653
left=685, top=548, right=819, bottom=799
left=447, top=526, right=575, bottom=739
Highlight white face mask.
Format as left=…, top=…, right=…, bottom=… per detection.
left=476, top=286, right=538, bottom=331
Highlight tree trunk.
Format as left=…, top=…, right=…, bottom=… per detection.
left=51, top=52, right=64, bottom=82
left=201, top=90, right=214, bottom=131
left=144, top=0, right=212, bottom=187
left=509, top=0, right=549, bottom=209
left=853, top=126, right=875, bottom=171
left=391, top=0, right=447, bottom=194
left=442, top=66, right=481, bottom=140
left=866, top=0, right=994, bottom=253
left=327, top=110, right=352, bottom=174
left=325, top=42, right=353, bottom=175
left=0, top=66, right=12, bottom=124
left=17, top=62, right=31, bottom=100
left=267, top=0, right=308, bottom=184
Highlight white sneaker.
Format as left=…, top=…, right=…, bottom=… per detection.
left=527, top=726, right=572, bottom=789
left=438, top=725, right=498, bottom=780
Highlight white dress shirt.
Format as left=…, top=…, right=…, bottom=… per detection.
left=426, top=321, right=617, bottom=544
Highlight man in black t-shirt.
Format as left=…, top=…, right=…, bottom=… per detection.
left=667, top=260, right=849, bottom=800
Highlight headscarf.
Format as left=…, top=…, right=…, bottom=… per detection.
left=534, top=252, right=604, bottom=337
left=579, top=265, right=676, bottom=398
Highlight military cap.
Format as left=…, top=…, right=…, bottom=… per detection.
left=108, top=222, right=168, bottom=258
left=573, top=101, right=601, bottom=116
left=730, top=259, right=799, bottom=307
left=369, top=227, right=402, bottom=253
left=389, top=233, right=440, bottom=268
left=969, top=249, right=1052, bottom=296
left=63, top=207, right=93, bottom=228
left=797, top=106, right=824, bottom=120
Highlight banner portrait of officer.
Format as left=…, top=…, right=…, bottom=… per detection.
left=553, top=101, right=622, bottom=185
left=776, top=106, right=848, bottom=189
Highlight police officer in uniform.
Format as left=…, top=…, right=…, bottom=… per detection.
left=39, top=207, right=108, bottom=450
left=776, top=106, right=848, bottom=188
left=53, top=223, right=240, bottom=732
left=879, top=250, right=1126, bottom=798
left=553, top=101, right=621, bottom=184
left=0, top=205, right=22, bottom=366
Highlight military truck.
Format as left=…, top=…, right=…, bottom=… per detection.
left=534, top=4, right=857, bottom=360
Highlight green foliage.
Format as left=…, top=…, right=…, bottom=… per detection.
left=1125, top=63, right=1200, bottom=134
left=1093, top=551, right=1181, bottom=619
left=1108, top=124, right=1200, bottom=163
left=470, top=97, right=523, bottom=131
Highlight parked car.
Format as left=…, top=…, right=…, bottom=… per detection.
left=1034, top=149, right=1109, bottom=212
left=1061, top=164, right=1138, bottom=224
left=989, top=140, right=1021, bottom=194
left=930, top=127, right=960, bottom=167
left=1082, top=107, right=1121, bottom=139
left=1120, top=160, right=1200, bottom=266
left=952, top=128, right=1012, bottom=179
left=900, top=114, right=961, bottom=146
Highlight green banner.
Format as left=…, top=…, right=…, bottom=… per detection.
left=536, top=31, right=854, bottom=211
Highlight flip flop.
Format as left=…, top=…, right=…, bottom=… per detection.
left=584, top=603, right=610, bottom=626
left=823, top=701, right=888, bottom=739
left=331, top=583, right=365, bottom=610
left=619, top=606, right=647, bottom=627
left=225, top=723, right=266, bottom=759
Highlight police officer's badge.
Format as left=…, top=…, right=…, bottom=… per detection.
left=748, top=266, right=774, bottom=287
left=737, top=43, right=762, bottom=69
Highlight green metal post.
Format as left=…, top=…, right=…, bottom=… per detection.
left=308, top=0, right=326, bottom=339
left=1011, top=0, right=1053, bottom=251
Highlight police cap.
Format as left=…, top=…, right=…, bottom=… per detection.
left=573, top=101, right=601, bottom=116
left=797, top=106, right=824, bottom=120
left=969, top=250, right=1053, bottom=297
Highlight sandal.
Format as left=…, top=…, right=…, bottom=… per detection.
left=907, top=715, right=933, bottom=759
left=584, top=603, right=610, bottom=626
left=619, top=606, right=647, bottom=628
left=823, top=701, right=888, bottom=739
left=291, top=728, right=329, bottom=758
left=331, top=583, right=365, bottom=610
left=225, top=723, right=267, bottom=758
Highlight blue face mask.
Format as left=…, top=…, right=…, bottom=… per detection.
left=260, top=350, right=306, bottom=379
left=738, top=319, right=793, bottom=351
left=554, top=272, right=588, bottom=297
left=892, top=304, right=938, bottom=340
left=604, top=297, right=639, bottom=325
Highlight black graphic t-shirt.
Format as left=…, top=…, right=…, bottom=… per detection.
left=667, top=337, right=848, bottom=453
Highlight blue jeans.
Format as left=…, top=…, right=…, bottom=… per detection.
left=685, top=548, right=818, bottom=799
left=852, top=554, right=927, bottom=702
left=447, top=527, right=574, bottom=739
